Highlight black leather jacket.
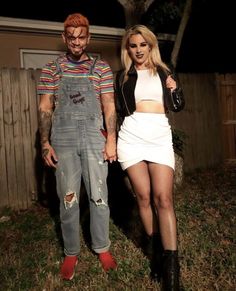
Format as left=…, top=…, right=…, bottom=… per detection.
left=115, top=64, right=183, bottom=124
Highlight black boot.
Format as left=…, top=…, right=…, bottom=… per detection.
left=150, top=234, right=163, bottom=283
left=142, top=233, right=163, bottom=283
left=142, top=234, right=154, bottom=259
left=162, top=250, right=180, bottom=291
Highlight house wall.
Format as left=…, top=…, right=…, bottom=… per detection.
left=0, top=16, right=176, bottom=72
left=0, top=30, right=122, bottom=71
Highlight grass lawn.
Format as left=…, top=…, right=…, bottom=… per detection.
left=0, top=164, right=235, bottom=290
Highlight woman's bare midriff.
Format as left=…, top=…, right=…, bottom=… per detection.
left=135, top=100, right=165, bottom=113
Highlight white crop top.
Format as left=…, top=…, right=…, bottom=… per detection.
left=135, top=69, right=163, bottom=104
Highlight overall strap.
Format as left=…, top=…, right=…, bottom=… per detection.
left=89, top=57, right=98, bottom=75
left=54, top=56, right=64, bottom=77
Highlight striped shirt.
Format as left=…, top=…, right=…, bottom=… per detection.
left=37, top=54, right=114, bottom=102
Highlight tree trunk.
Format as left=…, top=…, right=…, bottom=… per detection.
left=171, top=0, right=192, bottom=69
left=117, top=0, right=155, bottom=28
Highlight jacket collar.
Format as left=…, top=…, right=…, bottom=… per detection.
left=127, top=63, right=137, bottom=76
left=127, top=63, right=167, bottom=76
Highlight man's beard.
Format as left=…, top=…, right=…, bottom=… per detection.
left=68, top=47, right=85, bottom=61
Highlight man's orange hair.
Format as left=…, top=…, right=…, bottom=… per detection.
left=64, top=13, right=89, bottom=32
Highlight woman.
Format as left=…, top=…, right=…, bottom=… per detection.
left=115, top=25, right=183, bottom=290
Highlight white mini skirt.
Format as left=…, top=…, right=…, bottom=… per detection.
left=117, top=112, right=175, bottom=170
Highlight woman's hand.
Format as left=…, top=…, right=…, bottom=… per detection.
left=166, top=75, right=177, bottom=91
left=103, top=139, right=117, bottom=163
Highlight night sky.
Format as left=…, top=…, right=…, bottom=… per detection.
left=177, top=0, right=235, bottom=73
left=0, top=0, right=235, bottom=73
left=0, top=0, right=125, bottom=28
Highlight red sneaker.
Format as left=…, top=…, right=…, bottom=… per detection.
left=98, top=251, right=117, bottom=272
left=60, top=256, right=78, bottom=280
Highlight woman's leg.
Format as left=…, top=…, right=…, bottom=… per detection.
left=126, top=161, right=158, bottom=236
left=149, top=163, right=180, bottom=290
left=148, top=163, right=177, bottom=250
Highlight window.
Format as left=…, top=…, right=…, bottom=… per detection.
left=20, top=49, right=64, bottom=69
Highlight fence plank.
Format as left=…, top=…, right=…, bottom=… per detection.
left=219, top=74, right=236, bottom=162
left=19, top=69, right=34, bottom=208
left=2, top=69, right=18, bottom=208
left=28, top=69, right=39, bottom=202
left=0, top=70, right=8, bottom=208
left=11, top=69, right=27, bottom=210
left=222, top=125, right=236, bottom=159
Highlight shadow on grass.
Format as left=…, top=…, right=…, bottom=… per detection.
left=107, top=162, right=147, bottom=250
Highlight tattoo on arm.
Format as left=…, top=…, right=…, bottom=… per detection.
left=38, top=109, right=52, bottom=146
left=107, top=112, right=116, bottom=135
left=102, top=93, right=117, bottom=135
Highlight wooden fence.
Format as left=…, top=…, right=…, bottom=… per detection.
left=217, top=74, right=236, bottom=163
left=0, top=69, right=41, bottom=210
left=0, top=68, right=235, bottom=210
left=170, top=73, right=223, bottom=171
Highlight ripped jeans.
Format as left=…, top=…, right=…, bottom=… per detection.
left=51, top=114, right=110, bottom=256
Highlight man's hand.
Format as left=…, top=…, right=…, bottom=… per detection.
left=42, top=143, right=58, bottom=168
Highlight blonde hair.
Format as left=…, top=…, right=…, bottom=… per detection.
left=121, top=25, right=170, bottom=76
left=64, top=13, right=89, bottom=33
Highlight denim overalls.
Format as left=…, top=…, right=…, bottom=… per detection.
left=51, top=58, right=110, bottom=256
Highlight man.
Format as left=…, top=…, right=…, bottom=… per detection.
left=37, top=13, right=117, bottom=280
